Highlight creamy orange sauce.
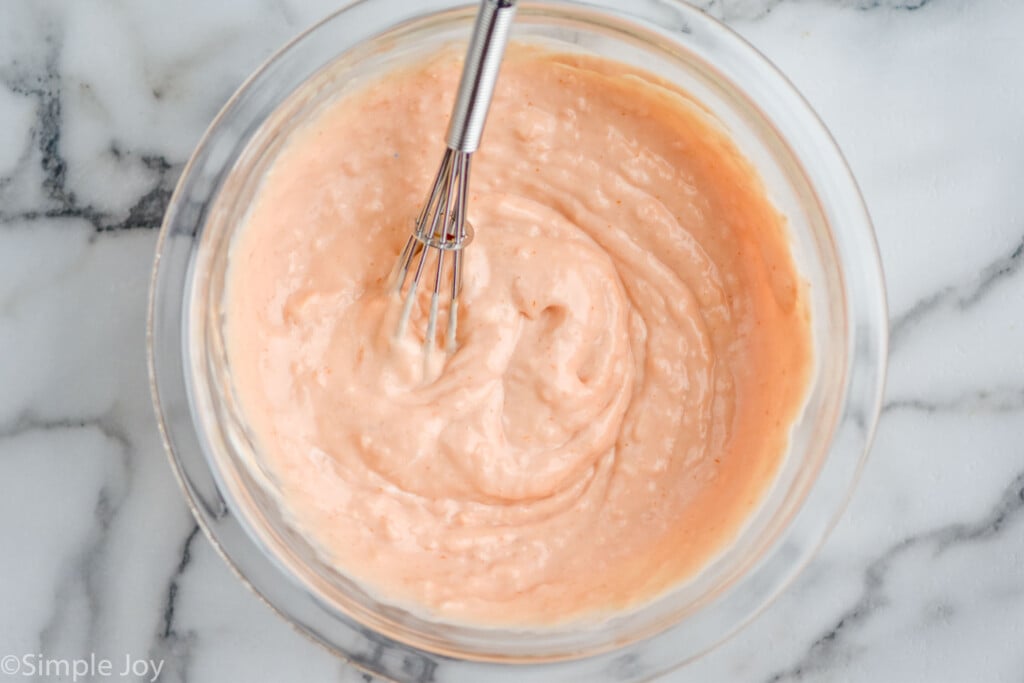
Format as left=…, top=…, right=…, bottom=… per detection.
left=224, top=47, right=812, bottom=626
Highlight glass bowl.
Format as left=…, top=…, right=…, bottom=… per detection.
left=148, top=1, right=887, bottom=680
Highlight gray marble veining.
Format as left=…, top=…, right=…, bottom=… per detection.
left=1, top=1, right=1022, bottom=681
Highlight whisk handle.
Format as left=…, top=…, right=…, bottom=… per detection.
left=445, top=0, right=518, bottom=153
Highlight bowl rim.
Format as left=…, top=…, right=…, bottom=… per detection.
left=149, top=0, right=888, bottom=680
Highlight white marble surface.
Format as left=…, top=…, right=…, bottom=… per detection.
left=1, top=0, right=1022, bottom=681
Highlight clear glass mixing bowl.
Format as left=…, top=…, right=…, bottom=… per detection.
left=148, top=1, right=888, bottom=680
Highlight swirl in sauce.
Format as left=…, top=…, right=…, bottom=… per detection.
left=225, top=47, right=812, bottom=625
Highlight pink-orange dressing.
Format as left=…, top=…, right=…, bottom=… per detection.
left=225, top=47, right=812, bottom=626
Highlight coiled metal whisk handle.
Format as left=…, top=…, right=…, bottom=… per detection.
left=446, top=0, right=518, bottom=153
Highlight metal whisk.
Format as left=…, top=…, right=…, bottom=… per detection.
left=392, top=0, right=517, bottom=360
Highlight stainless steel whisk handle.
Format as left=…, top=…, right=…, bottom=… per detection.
left=445, top=0, right=518, bottom=153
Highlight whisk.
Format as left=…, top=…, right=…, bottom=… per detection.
left=391, top=0, right=517, bottom=360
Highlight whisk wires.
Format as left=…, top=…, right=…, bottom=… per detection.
left=392, top=149, right=473, bottom=359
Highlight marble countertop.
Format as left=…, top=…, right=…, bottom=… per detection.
left=1, top=0, right=1021, bottom=681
